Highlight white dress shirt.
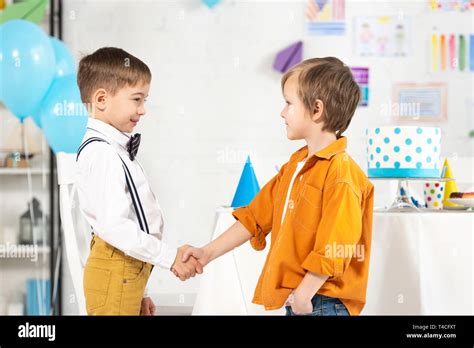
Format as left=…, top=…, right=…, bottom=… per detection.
left=76, top=118, right=178, bottom=276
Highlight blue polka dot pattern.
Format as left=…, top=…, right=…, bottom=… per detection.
left=367, top=127, right=441, bottom=175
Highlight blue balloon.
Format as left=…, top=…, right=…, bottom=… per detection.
left=0, top=20, right=56, bottom=121
left=30, top=106, right=43, bottom=129
left=40, top=75, right=88, bottom=154
left=50, top=37, right=76, bottom=78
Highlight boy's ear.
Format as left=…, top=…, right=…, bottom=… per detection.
left=311, top=99, right=324, bottom=123
left=93, top=88, right=108, bottom=112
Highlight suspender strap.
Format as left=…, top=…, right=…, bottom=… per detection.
left=76, top=137, right=150, bottom=234
left=119, top=157, right=150, bottom=234
left=76, top=137, right=108, bottom=161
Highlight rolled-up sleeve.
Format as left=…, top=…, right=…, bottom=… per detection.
left=301, top=180, right=362, bottom=278
left=232, top=163, right=287, bottom=251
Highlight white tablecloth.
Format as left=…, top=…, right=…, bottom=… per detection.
left=364, top=211, right=473, bottom=315
left=192, top=207, right=284, bottom=315
left=192, top=207, right=474, bottom=315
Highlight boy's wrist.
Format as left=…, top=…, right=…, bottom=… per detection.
left=203, top=244, right=215, bottom=263
left=294, top=285, right=314, bottom=302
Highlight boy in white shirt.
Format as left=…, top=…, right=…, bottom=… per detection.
left=75, top=47, right=202, bottom=315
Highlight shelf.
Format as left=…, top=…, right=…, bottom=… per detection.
left=0, top=168, right=50, bottom=175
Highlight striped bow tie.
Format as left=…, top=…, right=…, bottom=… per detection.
left=126, top=133, right=141, bottom=161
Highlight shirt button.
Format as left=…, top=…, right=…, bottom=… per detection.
left=288, top=200, right=294, bottom=209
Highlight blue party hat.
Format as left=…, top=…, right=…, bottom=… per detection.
left=231, top=156, right=260, bottom=208
left=202, top=0, right=221, bottom=9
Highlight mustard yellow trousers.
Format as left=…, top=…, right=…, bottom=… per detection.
left=83, top=235, right=153, bottom=315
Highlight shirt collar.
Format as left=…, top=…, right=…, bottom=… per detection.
left=86, top=118, right=131, bottom=149
left=292, top=136, right=347, bottom=162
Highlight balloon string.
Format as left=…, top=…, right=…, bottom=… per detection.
left=22, top=123, right=47, bottom=316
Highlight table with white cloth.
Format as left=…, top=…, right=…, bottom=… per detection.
left=192, top=207, right=473, bottom=315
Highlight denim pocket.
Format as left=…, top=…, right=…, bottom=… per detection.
left=334, top=302, right=350, bottom=316
left=285, top=305, right=321, bottom=316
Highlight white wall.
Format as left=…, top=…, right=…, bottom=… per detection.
left=59, top=0, right=474, bottom=309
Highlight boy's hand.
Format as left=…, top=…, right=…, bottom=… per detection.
left=181, top=246, right=211, bottom=267
left=140, top=296, right=156, bottom=316
left=285, top=290, right=313, bottom=315
left=171, top=245, right=204, bottom=281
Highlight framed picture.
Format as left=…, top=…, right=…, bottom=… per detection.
left=354, top=16, right=412, bottom=57
left=391, top=83, right=447, bottom=122
left=351, top=67, right=369, bottom=107
left=306, top=0, right=346, bottom=36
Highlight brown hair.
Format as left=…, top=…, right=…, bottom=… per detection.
left=281, top=57, right=360, bottom=138
left=77, top=47, right=151, bottom=103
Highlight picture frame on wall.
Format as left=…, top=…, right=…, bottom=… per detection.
left=391, top=82, right=447, bottom=122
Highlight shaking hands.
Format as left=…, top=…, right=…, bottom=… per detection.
left=170, top=245, right=206, bottom=281
left=170, top=221, right=251, bottom=281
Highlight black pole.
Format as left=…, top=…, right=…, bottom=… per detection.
left=57, top=0, right=63, bottom=316
left=58, top=0, right=63, bottom=40
left=48, top=0, right=55, bottom=317
left=48, top=0, right=63, bottom=316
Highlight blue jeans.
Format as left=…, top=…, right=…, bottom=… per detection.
left=285, top=294, right=350, bottom=316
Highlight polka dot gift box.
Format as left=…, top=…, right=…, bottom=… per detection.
left=423, top=182, right=446, bottom=209
left=367, top=126, right=441, bottom=178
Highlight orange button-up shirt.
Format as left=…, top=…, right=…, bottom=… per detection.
left=232, top=136, right=374, bottom=315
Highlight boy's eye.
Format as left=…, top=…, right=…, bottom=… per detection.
left=134, top=98, right=141, bottom=102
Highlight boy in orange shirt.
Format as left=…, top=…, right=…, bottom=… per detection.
left=182, top=57, right=374, bottom=316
